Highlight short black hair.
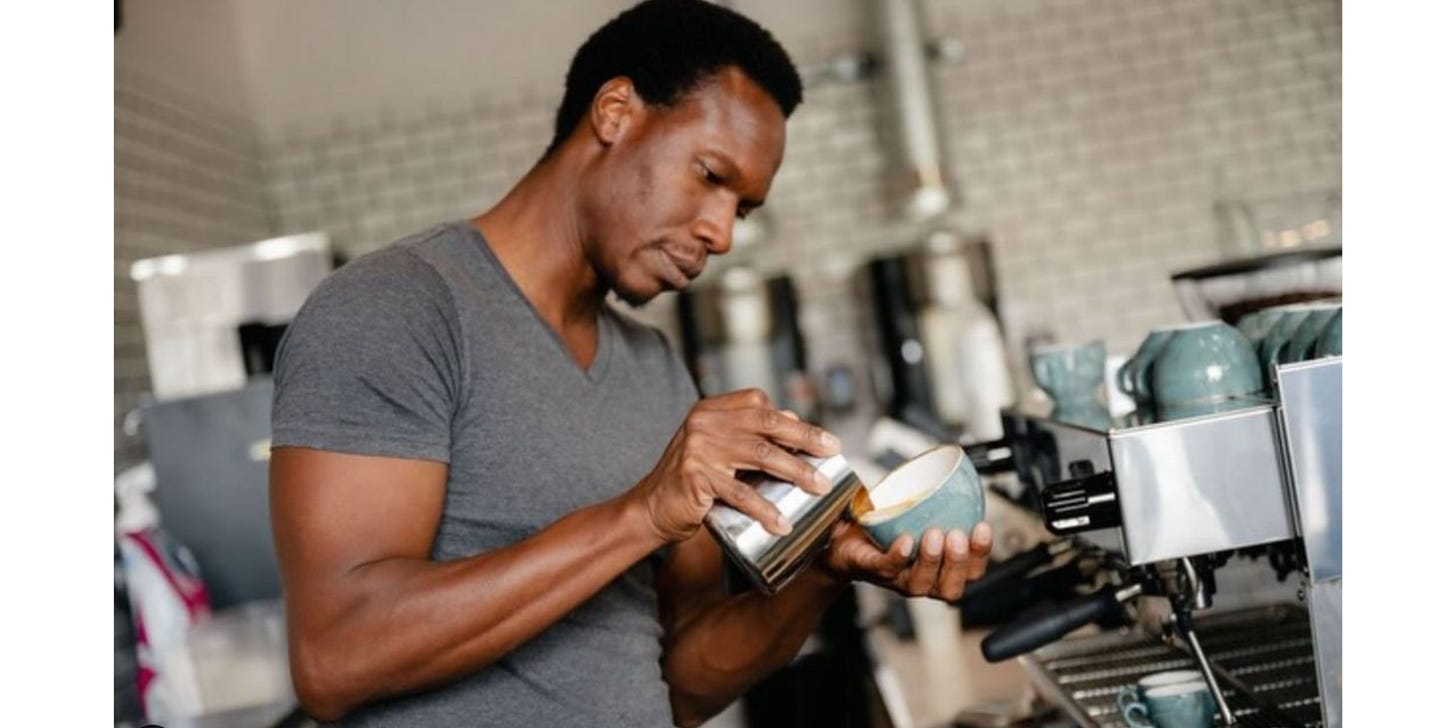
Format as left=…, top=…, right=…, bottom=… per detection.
left=545, top=0, right=803, bottom=156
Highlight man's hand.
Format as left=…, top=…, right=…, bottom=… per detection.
left=627, top=389, right=842, bottom=544
left=814, top=520, right=993, bottom=602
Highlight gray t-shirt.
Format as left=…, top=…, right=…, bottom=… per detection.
left=271, top=221, right=701, bottom=727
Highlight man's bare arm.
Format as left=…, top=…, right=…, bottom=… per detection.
left=269, top=448, right=662, bottom=722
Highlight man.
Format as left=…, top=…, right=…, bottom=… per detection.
left=269, top=1, right=993, bottom=725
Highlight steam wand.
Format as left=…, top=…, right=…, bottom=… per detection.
left=1167, top=557, right=1238, bottom=726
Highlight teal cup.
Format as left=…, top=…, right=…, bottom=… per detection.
left=1156, top=396, right=1265, bottom=422
left=1116, top=329, right=1175, bottom=407
left=1314, top=309, right=1342, bottom=357
left=1150, top=321, right=1262, bottom=413
left=1116, top=672, right=1215, bottom=728
left=1280, top=303, right=1341, bottom=364
left=856, top=445, right=985, bottom=559
left=1031, top=341, right=1106, bottom=406
left=1236, top=308, right=1285, bottom=347
left=1258, top=305, right=1315, bottom=372
left=1051, top=401, right=1113, bottom=430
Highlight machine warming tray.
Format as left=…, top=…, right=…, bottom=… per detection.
left=1022, top=605, right=1322, bottom=727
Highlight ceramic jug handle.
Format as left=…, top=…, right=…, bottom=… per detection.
left=1031, top=357, right=1051, bottom=392
left=1114, top=685, right=1140, bottom=711
left=1116, top=358, right=1137, bottom=397
left=1121, top=701, right=1156, bottom=727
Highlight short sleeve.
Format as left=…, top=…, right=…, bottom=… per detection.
left=271, top=247, right=463, bottom=463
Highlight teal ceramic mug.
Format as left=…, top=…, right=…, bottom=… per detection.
left=1258, top=305, right=1315, bottom=372
left=1116, top=329, right=1175, bottom=406
left=1314, top=309, right=1342, bottom=357
left=1051, top=401, right=1114, bottom=430
left=1156, top=396, right=1265, bottom=422
left=1280, top=302, right=1341, bottom=364
left=856, top=444, right=985, bottom=559
left=1236, top=307, right=1285, bottom=347
left=1117, top=674, right=1215, bottom=728
left=1150, top=321, right=1261, bottom=413
left=1031, top=341, right=1106, bottom=406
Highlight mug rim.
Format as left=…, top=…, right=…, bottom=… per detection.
left=858, top=444, right=967, bottom=526
left=1138, top=670, right=1204, bottom=688
left=1153, top=319, right=1223, bottom=332
left=1030, top=340, right=1106, bottom=354
left=1144, top=681, right=1211, bottom=698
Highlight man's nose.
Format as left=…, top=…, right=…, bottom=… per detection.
left=691, top=202, right=735, bottom=255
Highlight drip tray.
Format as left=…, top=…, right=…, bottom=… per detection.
left=1022, top=605, right=1323, bottom=727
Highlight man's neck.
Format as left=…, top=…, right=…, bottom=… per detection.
left=471, top=147, right=605, bottom=332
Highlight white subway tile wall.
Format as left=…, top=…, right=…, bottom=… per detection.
left=259, top=0, right=1338, bottom=412
left=114, top=67, right=274, bottom=470
left=116, top=0, right=1339, bottom=462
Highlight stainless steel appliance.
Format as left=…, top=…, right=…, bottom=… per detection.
left=141, top=378, right=280, bottom=610
left=973, top=357, right=1341, bottom=726
left=676, top=266, right=817, bottom=418
left=864, top=234, right=1003, bottom=440
left=130, top=232, right=332, bottom=401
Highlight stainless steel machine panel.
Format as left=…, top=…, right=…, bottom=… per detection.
left=1005, top=402, right=1296, bottom=565
left=1275, top=357, right=1342, bottom=727
left=1275, top=359, right=1342, bottom=582
left=1110, top=406, right=1295, bottom=564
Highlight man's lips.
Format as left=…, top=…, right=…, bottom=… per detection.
left=656, top=248, right=693, bottom=289
left=659, top=248, right=704, bottom=287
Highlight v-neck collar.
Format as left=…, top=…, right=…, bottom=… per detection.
left=461, top=222, right=614, bottom=384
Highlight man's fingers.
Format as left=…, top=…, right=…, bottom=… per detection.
left=711, top=403, right=838, bottom=459
left=863, top=535, right=913, bottom=579
left=967, top=522, right=994, bottom=581
left=936, top=529, right=972, bottom=600
left=730, top=437, right=830, bottom=495
left=698, top=468, right=789, bottom=536
left=697, top=388, right=775, bottom=412
left=902, top=529, right=944, bottom=596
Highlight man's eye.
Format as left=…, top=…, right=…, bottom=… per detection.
left=699, top=162, right=723, bottom=185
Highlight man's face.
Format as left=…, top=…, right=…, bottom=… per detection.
left=583, top=67, right=787, bottom=307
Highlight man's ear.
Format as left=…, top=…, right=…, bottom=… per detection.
left=589, top=76, right=639, bottom=146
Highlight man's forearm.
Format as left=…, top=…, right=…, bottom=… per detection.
left=662, top=565, right=849, bottom=726
left=287, top=493, right=662, bottom=721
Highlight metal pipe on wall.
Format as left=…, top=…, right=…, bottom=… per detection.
left=875, top=0, right=951, bottom=221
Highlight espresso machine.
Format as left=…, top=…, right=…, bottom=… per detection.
left=961, top=356, right=1342, bottom=727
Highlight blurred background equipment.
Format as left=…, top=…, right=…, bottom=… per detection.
left=1171, top=247, right=1342, bottom=326
left=677, top=266, right=818, bottom=419
left=129, top=233, right=331, bottom=402
left=141, top=378, right=279, bottom=610
left=864, top=232, right=1012, bottom=443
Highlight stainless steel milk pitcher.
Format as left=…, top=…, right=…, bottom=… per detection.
left=704, top=454, right=866, bottom=594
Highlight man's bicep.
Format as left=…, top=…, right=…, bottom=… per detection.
left=270, top=447, right=448, bottom=600
left=655, top=529, right=730, bottom=637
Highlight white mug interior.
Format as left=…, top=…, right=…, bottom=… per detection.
left=860, top=445, right=962, bottom=523
left=1144, top=681, right=1210, bottom=699
left=1139, top=670, right=1204, bottom=689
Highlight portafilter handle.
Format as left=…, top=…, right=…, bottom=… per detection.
left=959, top=539, right=1072, bottom=604
left=980, top=582, right=1142, bottom=662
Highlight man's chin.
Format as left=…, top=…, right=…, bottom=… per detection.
left=609, top=284, right=657, bottom=309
